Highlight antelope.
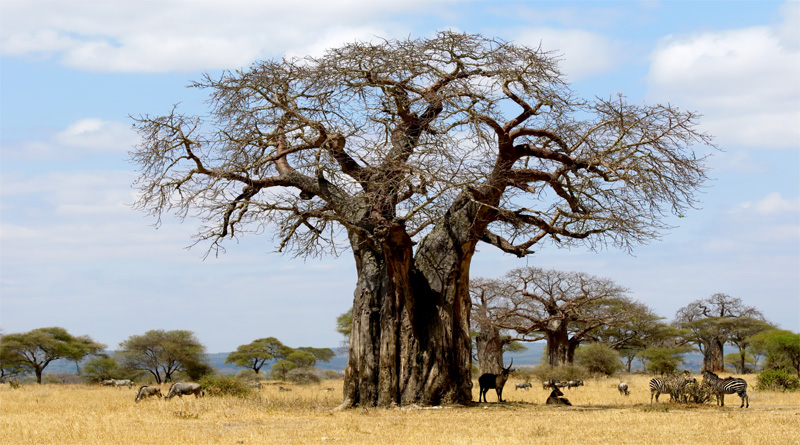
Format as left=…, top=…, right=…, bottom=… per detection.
left=477, top=359, right=513, bottom=403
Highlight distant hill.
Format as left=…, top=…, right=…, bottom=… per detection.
left=40, top=344, right=704, bottom=377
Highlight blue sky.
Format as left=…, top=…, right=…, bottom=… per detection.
left=1, top=0, right=798, bottom=353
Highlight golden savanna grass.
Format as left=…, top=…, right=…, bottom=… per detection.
left=1, top=374, right=798, bottom=444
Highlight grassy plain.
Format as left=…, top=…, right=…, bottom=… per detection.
left=1, top=374, right=798, bottom=444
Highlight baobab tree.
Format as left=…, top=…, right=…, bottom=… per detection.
left=470, top=277, right=530, bottom=375
left=675, top=293, right=766, bottom=372
left=131, top=32, right=713, bottom=407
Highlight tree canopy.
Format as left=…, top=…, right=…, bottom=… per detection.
left=117, top=330, right=206, bottom=384
left=131, top=32, right=713, bottom=407
left=0, top=327, right=104, bottom=383
left=675, top=293, right=766, bottom=372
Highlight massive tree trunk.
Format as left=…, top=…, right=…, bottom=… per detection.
left=546, top=317, right=571, bottom=366
left=340, top=192, right=492, bottom=408
left=710, top=337, right=725, bottom=372
left=340, top=223, right=474, bottom=408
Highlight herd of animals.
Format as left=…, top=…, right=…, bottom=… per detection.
left=475, top=363, right=750, bottom=408
left=103, top=368, right=750, bottom=408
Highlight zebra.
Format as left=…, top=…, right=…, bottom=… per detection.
left=649, top=371, right=695, bottom=403
left=618, top=382, right=630, bottom=396
left=702, top=371, right=749, bottom=408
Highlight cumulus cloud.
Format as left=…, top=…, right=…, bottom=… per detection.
left=735, top=192, right=800, bottom=216
left=0, top=0, right=455, bottom=72
left=515, top=28, right=624, bottom=81
left=3, top=118, right=137, bottom=160
left=646, top=4, right=800, bottom=149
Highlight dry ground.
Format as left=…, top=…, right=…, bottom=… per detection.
left=1, top=374, right=798, bottom=444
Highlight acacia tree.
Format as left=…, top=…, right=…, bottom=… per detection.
left=131, top=32, right=712, bottom=407
left=589, top=303, right=681, bottom=372
left=226, top=337, right=290, bottom=374
left=675, top=293, right=765, bottom=373
left=0, top=327, right=104, bottom=384
left=117, top=330, right=206, bottom=383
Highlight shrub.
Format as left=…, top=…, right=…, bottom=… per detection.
left=756, top=369, right=800, bottom=392
left=198, top=375, right=253, bottom=398
left=321, top=369, right=341, bottom=380
left=530, top=364, right=588, bottom=383
left=286, top=368, right=321, bottom=385
left=575, top=343, right=624, bottom=376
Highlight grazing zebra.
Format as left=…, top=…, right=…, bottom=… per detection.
left=649, top=371, right=695, bottom=403
left=515, top=382, right=532, bottom=391
left=702, top=371, right=749, bottom=408
left=618, top=382, right=630, bottom=396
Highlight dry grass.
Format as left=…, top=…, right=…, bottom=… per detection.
left=1, top=374, right=798, bottom=444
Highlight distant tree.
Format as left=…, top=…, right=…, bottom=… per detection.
left=575, top=343, right=624, bottom=376
left=0, top=327, right=104, bottom=384
left=639, top=347, right=688, bottom=375
left=226, top=337, right=291, bottom=374
left=588, top=301, right=681, bottom=372
left=720, top=317, right=774, bottom=374
left=470, top=277, right=527, bottom=374
left=724, top=352, right=757, bottom=374
left=675, top=294, right=766, bottom=372
left=750, top=330, right=800, bottom=377
left=117, top=330, right=206, bottom=384
left=296, top=347, right=335, bottom=366
left=474, top=267, right=634, bottom=367
left=81, top=356, right=122, bottom=382
left=131, top=32, right=712, bottom=408
left=336, top=312, right=352, bottom=339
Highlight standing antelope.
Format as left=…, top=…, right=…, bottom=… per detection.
left=477, top=359, right=514, bottom=403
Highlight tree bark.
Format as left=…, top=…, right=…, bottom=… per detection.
left=475, top=326, right=505, bottom=375
left=340, top=210, right=477, bottom=407
left=710, top=337, right=725, bottom=372
left=546, top=318, right=571, bottom=366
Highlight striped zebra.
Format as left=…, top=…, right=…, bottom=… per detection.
left=649, top=371, right=695, bottom=403
left=702, top=371, right=749, bottom=408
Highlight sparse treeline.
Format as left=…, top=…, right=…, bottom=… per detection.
left=462, top=266, right=798, bottom=381
left=0, top=328, right=333, bottom=385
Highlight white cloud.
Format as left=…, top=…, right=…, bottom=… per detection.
left=735, top=192, right=800, bottom=216
left=0, top=0, right=457, bottom=72
left=647, top=6, right=800, bottom=149
left=3, top=118, right=137, bottom=160
left=515, top=28, right=624, bottom=81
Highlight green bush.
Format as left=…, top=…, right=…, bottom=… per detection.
left=198, top=375, right=254, bottom=398
left=530, top=364, right=588, bottom=384
left=756, top=369, right=800, bottom=392
left=286, top=368, right=321, bottom=385
left=575, top=343, right=624, bottom=376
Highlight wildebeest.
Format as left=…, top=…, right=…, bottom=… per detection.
left=164, top=382, right=204, bottom=400
left=477, top=359, right=513, bottom=403
left=618, top=382, right=630, bottom=396
left=566, top=380, right=584, bottom=389
left=113, top=379, right=133, bottom=388
left=542, top=379, right=558, bottom=390
left=135, top=385, right=163, bottom=402
left=515, top=382, right=532, bottom=391
left=279, top=386, right=292, bottom=392
left=545, top=386, right=572, bottom=406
